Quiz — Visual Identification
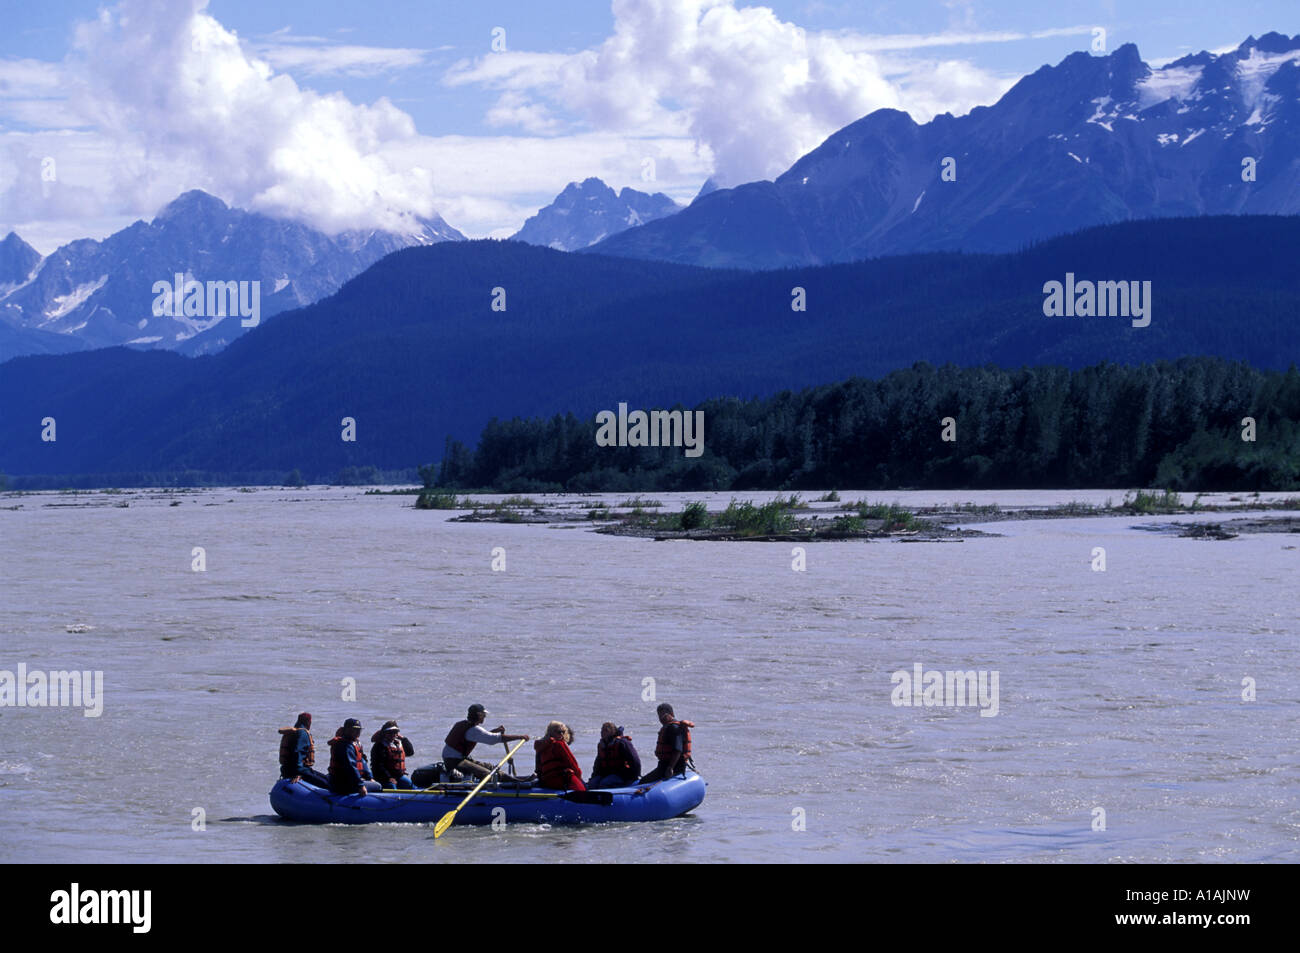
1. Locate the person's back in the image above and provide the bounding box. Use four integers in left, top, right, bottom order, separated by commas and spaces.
278, 712, 330, 788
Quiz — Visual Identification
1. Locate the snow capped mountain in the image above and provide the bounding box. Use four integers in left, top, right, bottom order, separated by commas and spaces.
511, 178, 681, 251
0, 190, 465, 361
592, 33, 1300, 269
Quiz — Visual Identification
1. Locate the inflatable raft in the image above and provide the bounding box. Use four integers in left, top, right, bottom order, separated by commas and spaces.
269, 772, 706, 826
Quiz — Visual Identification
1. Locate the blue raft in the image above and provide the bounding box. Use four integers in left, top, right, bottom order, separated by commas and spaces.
269, 772, 706, 826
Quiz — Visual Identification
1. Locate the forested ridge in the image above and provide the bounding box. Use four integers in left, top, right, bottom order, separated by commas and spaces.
2, 217, 1298, 484
432, 358, 1300, 492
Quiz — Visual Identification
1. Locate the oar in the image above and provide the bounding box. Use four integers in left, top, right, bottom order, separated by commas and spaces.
433, 738, 527, 838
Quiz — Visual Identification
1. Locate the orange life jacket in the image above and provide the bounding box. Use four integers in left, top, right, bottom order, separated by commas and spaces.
278, 726, 314, 769
655, 719, 694, 763
328, 736, 365, 779
372, 737, 407, 775
445, 719, 476, 758
593, 735, 634, 776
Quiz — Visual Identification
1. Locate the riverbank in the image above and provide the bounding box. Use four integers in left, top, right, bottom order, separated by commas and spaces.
419, 489, 1300, 542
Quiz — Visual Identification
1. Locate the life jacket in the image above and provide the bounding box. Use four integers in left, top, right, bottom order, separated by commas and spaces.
655, 719, 694, 765
593, 735, 634, 777
444, 719, 476, 758
278, 726, 314, 769
328, 736, 365, 779
537, 737, 584, 790
372, 737, 407, 776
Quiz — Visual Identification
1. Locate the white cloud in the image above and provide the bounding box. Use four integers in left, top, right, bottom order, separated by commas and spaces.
444, 0, 1019, 186
63, 0, 439, 236
1, 0, 1046, 249
250, 31, 431, 78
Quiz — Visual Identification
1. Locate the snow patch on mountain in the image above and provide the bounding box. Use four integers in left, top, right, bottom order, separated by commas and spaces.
1236, 47, 1300, 109
44, 276, 108, 323
1137, 65, 1204, 108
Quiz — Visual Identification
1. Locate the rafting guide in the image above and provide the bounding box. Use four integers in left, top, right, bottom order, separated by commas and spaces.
595, 403, 705, 457
49, 884, 151, 933
0, 664, 103, 717
890, 663, 999, 717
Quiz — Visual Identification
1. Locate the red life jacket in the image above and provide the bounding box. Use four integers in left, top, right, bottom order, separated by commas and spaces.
444, 719, 476, 758
593, 735, 634, 777
328, 736, 365, 779
655, 720, 694, 763
537, 737, 585, 791
278, 727, 314, 769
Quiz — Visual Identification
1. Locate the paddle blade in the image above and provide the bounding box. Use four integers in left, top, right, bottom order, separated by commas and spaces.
433, 810, 456, 838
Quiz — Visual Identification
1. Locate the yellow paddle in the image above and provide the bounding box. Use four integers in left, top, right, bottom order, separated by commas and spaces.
433, 738, 528, 838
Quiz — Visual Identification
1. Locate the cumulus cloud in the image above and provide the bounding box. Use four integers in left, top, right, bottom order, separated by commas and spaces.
65, 0, 438, 235
446, 0, 1017, 186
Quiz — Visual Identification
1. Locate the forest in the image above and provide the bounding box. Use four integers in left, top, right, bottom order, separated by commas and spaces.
429, 358, 1300, 492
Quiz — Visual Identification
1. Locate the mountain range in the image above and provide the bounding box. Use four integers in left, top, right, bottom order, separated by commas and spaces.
510, 177, 681, 251
0, 191, 464, 361
590, 33, 1300, 268
1, 215, 1296, 481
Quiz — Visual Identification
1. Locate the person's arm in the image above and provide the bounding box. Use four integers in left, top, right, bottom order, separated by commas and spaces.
468, 725, 529, 746
624, 738, 642, 777
289, 729, 308, 776
401, 735, 414, 756
338, 746, 365, 793
560, 741, 579, 775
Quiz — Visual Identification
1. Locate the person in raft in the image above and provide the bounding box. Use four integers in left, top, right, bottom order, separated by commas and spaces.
278, 711, 331, 789
370, 720, 416, 790
442, 704, 530, 783
535, 721, 586, 791
328, 718, 382, 795
588, 722, 642, 789
638, 703, 695, 784
533, 721, 572, 776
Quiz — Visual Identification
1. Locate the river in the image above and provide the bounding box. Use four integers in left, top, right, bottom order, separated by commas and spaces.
1, 487, 1296, 863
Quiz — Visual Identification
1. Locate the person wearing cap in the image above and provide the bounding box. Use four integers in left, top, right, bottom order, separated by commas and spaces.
370, 720, 416, 790
328, 718, 382, 795
588, 722, 642, 789
278, 711, 331, 789
442, 704, 530, 783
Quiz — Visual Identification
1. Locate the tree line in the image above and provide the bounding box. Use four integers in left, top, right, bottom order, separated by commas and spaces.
429, 358, 1300, 492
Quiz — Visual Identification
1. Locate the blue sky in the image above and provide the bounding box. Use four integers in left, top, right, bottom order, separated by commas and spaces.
1, 1, 1294, 251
